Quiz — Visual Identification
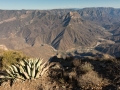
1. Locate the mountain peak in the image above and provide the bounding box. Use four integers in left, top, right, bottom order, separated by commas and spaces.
63, 11, 82, 26
69, 11, 81, 18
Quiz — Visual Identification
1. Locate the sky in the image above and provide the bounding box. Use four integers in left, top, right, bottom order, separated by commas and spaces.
0, 0, 120, 10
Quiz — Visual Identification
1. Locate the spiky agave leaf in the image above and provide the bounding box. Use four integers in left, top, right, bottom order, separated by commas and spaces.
40, 62, 49, 76
31, 58, 34, 63
34, 58, 39, 63
27, 60, 32, 69
23, 59, 29, 65
19, 60, 25, 66
1, 75, 13, 79
19, 66, 30, 79
26, 65, 31, 77
31, 63, 36, 79
36, 61, 47, 78
14, 64, 21, 73
11, 65, 18, 73
6, 69, 14, 78
7, 66, 14, 73
0, 75, 6, 78
36, 58, 43, 69
15, 73, 25, 80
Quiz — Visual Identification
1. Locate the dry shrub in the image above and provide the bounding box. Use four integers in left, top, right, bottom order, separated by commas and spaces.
102, 54, 113, 60
72, 58, 81, 67
78, 71, 109, 90
80, 62, 94, 73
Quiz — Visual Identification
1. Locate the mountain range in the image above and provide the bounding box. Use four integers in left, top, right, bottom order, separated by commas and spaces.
0, 7, 120, 57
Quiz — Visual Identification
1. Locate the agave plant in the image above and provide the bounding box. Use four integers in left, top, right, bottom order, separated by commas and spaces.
3, 58, 47, 80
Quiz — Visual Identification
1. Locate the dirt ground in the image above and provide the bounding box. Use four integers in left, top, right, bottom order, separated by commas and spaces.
0, 77, 71, 90
0, 78, 42, 90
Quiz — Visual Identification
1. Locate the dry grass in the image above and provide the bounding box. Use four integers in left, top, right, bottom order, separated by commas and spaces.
78, 71, 109, 90
80, 62, 94, 73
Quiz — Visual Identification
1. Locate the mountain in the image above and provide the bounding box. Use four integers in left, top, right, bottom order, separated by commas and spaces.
77, 7, 120, 57
95, 22, 120, 57
78, 7, 120, 25
0, 8, 120, 57
55, 11, 109, 50
0, 10, 109, 50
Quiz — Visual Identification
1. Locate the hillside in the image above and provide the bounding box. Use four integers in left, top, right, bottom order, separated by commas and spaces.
0, 8, 120, 57
0, 55, 120, 90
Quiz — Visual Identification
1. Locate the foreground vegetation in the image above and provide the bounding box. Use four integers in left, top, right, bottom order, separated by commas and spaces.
0, 49, 28, 70
5, 58, 46, 80
0, 50, 120, 90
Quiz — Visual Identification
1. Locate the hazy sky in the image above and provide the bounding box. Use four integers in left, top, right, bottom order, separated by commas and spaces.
0, 0, 120, 10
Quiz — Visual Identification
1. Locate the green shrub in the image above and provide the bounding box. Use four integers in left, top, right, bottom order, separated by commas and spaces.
2, 50, 28, 69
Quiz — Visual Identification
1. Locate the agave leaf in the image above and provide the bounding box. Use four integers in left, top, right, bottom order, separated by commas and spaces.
27, 65, 31, 77
36, 67, 46, 78
2, 76, 13, 79
31, 59, 34, 63
35, 58, 39, 63
20, 60, 25, 66
31, 63, 36, 79
19, 66, 29, 79
0, 75, 6, 78
36, 61, 47, 78
15, 64, 21, 73
19, 66, 23, 73
6, 69, 14, 77
7, 66, 14, 73
23, 59, 29, 66
39, 61, 47, 71
12, 65, 18, 73
36, 59, 43, 69
35, 67, 42, 78
31, 62, 34, 69
35, 72, 40, 78
40, 65, 49, 76
16, 73, 25, 80
28, 61, 31, 68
